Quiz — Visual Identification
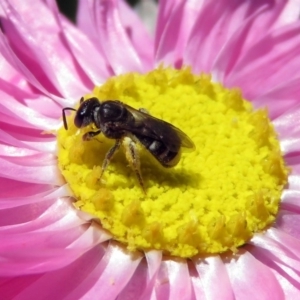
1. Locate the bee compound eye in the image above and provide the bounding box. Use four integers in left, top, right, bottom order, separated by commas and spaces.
74, 113, 84, 128
74, 98, 99, 128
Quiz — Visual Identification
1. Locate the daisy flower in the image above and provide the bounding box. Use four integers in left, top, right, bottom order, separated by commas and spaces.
1, 0, 300, 299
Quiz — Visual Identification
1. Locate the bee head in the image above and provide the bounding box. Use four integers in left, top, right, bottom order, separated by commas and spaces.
62, 97, 101, 130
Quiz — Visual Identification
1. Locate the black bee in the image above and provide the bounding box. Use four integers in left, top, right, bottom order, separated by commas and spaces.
62, 97, 195, 192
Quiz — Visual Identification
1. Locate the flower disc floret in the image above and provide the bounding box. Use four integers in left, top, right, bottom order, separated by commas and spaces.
57, 67, 288, 258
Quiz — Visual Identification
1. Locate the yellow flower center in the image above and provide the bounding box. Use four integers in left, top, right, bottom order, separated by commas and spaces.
57, 66, 289, 258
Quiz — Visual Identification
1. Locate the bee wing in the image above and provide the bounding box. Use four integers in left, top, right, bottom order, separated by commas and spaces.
168, 123, 196, 151
124, 105, 195, 152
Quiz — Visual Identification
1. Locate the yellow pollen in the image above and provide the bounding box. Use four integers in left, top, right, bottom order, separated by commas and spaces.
57, 66, 289, 258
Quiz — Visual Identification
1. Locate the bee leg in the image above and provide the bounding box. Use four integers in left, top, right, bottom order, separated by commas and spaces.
122, 137, 146, 194
82, 130, 101, 141
100, 139, 122, 179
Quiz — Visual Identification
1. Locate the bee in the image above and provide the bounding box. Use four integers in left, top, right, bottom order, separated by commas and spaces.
62, 97, 195, 192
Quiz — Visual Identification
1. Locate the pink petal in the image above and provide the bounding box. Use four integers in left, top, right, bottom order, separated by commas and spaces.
77, 0, 102, 47
0, 229, 103, 276
140, 250, 162, 300
285, 155, 300, 171
193, 255, 234, 300
116, 258, 149, 299
0, 30, 54, 98
25, 94, 63, 119
0, 199, 51, 227
224, 22, 300, 100
2, 152, 55, 167
270, 266, 300, 299
145, 250, 162, 279
275, 210, 300, 240
0, 128, 56, 153
251, 248, 300, 285
1, 244, 106, 299
250, 230, 300, 263
0, 145, 37, 157
212, 9, 268, 82
0, 177, 51, 198
0, 185, 68, 210
265, 228, 300, 260
0, 30, 71, 107
1, 0, 89, 99
0, 215, 109, 276
188, 260, 205, 300
288, 175, 300, 191
0, 70, 63, 119
281, 137, 300, 155
252, 77, 300, 120
155, 0, 203, 67
248, 234, 300, 294
0, 224, 86, 251
0, 81, 60, 130
273, 0, 300, 28
154, 0, 182, 51
271, 104, 300, 155
63, 242, 142, 300
186, 0, 288, 74
3, 112, 41, 131
225, 250, 284, 299
280, 189, 300, 212
93, 0, 144, 74
45, 0, 112, 85
0, 157, 62, 185
273, 103, 300, 139
119, 0, 154, 71
155, 258, 192, 300
0, 274, 44, 300
0, 51, 32, 93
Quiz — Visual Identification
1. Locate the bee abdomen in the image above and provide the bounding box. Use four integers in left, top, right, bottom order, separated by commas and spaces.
138, 137, 180, 167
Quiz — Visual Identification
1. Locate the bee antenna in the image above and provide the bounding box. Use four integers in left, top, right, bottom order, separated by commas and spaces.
80, 97, 84, 104
62, 107, 76, 130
